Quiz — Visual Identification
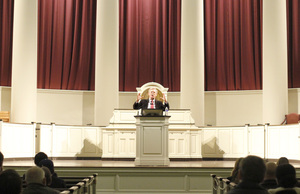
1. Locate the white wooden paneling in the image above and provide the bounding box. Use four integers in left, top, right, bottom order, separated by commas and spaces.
102, 131, 115, 157
219, 129, 231, 155
232, 128, 245, 155
202, 127, 247, 158
267, 125, 299, 159
84, 128, 98, 153
248, 126, 265, 157
202, 129, 217, 156
2, 118, 300, 161
39, 124, 101, 157
53, 126, 68, 155
0, 122, 35, 158
169, 131, 187, 157
39, 124, 53, 155
69, 128, 83, 153
190, 131, 201, 157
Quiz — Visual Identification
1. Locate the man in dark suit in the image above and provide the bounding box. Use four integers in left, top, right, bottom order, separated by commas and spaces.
227, 155, 268, 194
133, 87, 169, 110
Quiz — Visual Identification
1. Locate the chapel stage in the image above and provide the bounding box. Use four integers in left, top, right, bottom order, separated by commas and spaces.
4, 158, 237, 168
5, 159, 300, 194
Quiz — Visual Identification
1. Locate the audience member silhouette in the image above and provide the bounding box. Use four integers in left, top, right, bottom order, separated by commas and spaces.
261, 162, 278, 189
277, 157, 289, 166
34, 152, 48, 166
0, 151, 4, 173
38, 159, 66, 188
22, 152, 49, 180
227, 155, 268, 194
23, 166, 60, 194
227, 157, 243, 184
268, 164, 300, 194
0, 169, 22, 194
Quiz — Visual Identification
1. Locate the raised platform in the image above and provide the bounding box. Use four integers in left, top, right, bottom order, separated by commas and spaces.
5, 159, 300, 194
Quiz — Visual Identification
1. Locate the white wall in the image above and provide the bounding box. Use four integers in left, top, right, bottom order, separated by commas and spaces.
36, 90, 85, 125
0, 87, 11, 111
214, 90, 263, 126
288, 89, 299, 114
1, 87, 299, 126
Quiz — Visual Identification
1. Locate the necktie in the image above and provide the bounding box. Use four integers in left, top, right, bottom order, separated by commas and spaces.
150, 100, 154, 109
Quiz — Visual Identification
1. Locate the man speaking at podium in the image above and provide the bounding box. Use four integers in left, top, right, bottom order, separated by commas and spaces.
133, 87, 170, 111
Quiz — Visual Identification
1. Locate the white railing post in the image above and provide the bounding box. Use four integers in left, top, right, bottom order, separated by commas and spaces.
264, 123, 270, 160
245, 124, 250, 155
51, 122, 55, 157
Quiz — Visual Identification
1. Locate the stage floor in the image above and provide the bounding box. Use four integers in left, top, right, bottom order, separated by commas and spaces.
4, 159, 300, 169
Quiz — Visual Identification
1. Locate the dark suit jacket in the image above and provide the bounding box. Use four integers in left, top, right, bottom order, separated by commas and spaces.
133, 99, 169, 111
227, 181, 269, 194
50, 173, 66, 188
23, 183, 60, 194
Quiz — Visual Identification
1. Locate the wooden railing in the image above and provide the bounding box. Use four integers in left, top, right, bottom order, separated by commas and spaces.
22, 174, 97, 194
59, 173, 97, 194
211, 174, 236, 194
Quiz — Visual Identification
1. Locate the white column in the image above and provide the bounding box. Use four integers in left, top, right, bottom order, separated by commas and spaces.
181, 0, 205, 126
263, 0, 288, 124
94, 0, 119, 126
11, 0, 37, 123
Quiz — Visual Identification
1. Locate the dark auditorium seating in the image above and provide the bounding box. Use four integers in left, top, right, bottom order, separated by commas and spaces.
211, 174, 236, 194
59, 173, 97, 194
22, 173, 97, 194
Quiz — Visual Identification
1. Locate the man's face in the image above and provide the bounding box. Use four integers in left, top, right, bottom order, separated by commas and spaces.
148, 89, 157, 100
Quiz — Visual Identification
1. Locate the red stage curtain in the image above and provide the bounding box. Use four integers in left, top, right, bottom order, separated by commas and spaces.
38, 0, 96, 90
0, 0, 14, 87
119, 0, 181, 91
204, 0, 262, 91
287, 0, 300, 88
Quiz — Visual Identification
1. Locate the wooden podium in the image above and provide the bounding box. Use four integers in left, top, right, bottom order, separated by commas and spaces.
134, 115, 170, 166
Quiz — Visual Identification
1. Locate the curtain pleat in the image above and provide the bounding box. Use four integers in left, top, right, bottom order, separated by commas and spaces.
37, 0, 96, 90
0, 0, 14, 87
204, 0, 262, 91
119, 0, 181, 91
287, 0, 300, 88
5, 1, 300, 91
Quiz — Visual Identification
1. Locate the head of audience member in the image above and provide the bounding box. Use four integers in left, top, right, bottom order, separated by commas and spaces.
38, 159, 55, 175
34, 152, 48, 166
265, 162, 277, 180
0, 151, 4, 173
148, 88, 158, 100
25, 166, 45, 185
277, 157, 289, 166
41, 166, 52, 186
238, 155, 266, 184
0, 169, 22, 194
230, 157, 243, 183
276, 164, 297, 188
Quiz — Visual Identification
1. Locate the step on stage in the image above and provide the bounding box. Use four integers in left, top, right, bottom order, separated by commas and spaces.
5, 159, 300, 194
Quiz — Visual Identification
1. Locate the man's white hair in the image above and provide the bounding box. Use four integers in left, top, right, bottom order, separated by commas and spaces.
25, 166, 45, 184
148, 87, 158, 93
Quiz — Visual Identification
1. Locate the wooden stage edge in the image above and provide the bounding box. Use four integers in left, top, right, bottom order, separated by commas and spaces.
5, 158, 300, 193
4, 157, 300, 169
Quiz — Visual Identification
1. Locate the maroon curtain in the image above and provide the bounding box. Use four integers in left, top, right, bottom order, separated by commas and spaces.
204, 0, 262, 91
287, 0, 300, 88
119, 0, 181, 91
38, 0, 96, 90
0, 0, 14, 87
